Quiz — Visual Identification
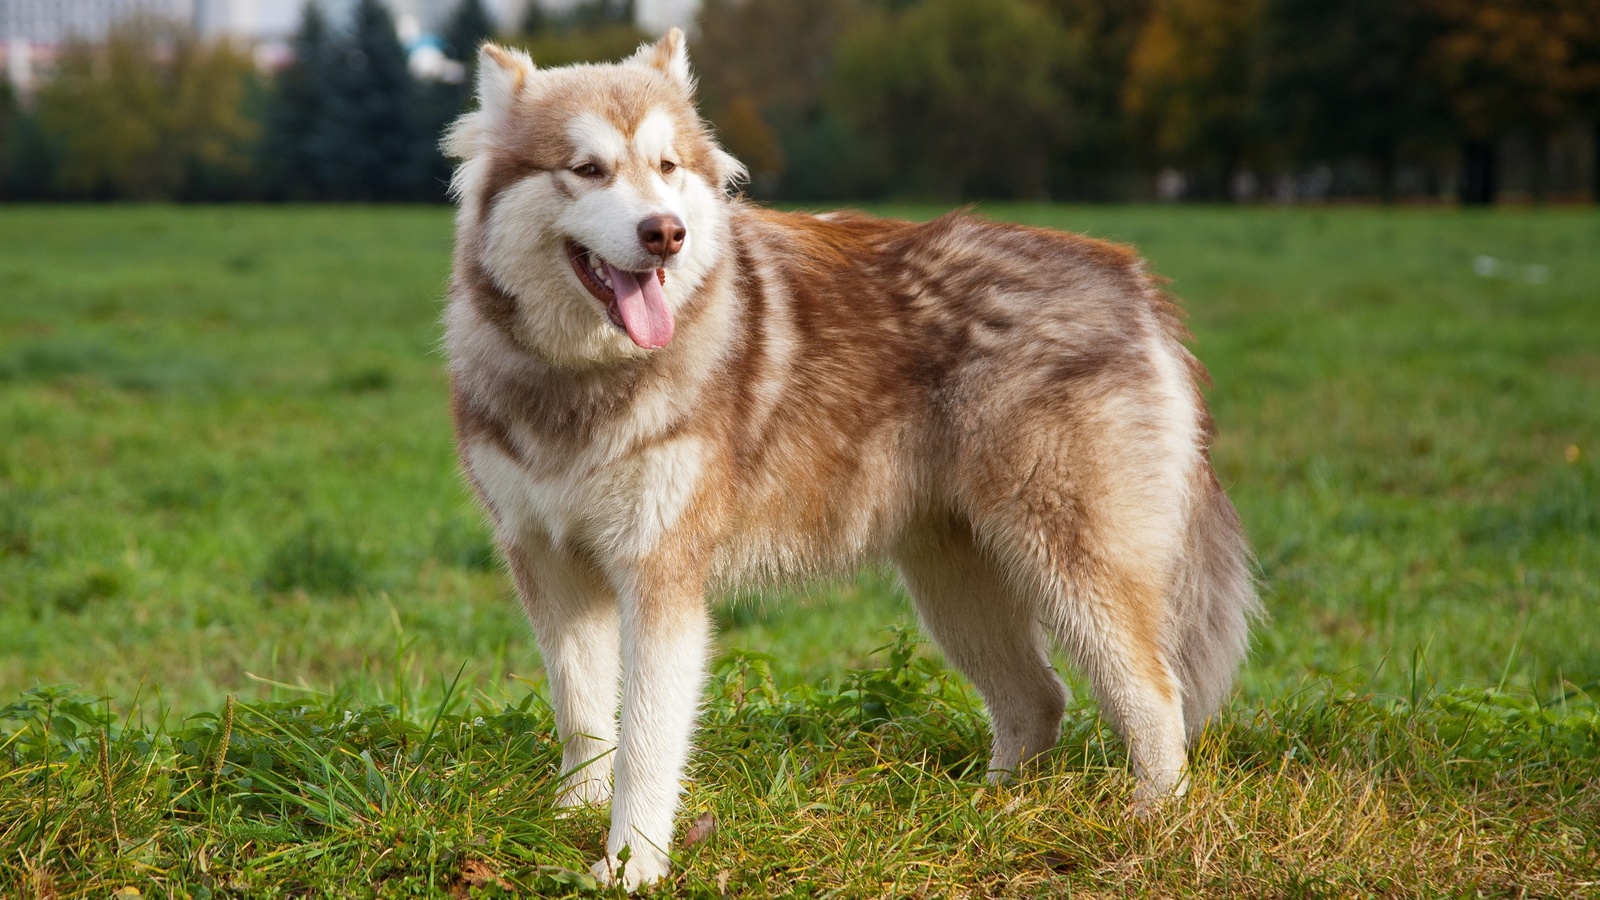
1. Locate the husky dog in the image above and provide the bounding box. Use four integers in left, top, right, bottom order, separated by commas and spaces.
443, 30, 1257, 889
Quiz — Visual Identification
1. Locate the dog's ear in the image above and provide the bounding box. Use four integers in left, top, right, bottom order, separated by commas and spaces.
476, 42, 536, 123
712, 147, 749, 195
443, 42, 535, 159
631, 27, 692, 89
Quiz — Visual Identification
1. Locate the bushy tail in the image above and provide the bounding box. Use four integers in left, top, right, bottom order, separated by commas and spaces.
1169, 471, 1262, 741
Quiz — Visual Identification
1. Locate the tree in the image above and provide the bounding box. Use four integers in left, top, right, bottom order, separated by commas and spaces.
504, 0, 648, 70
1429, 0, 1600, 204
829, 0, 1076, 199
313, 0, 420, 200
411, 0, 500, 201
1041, 0, 1154, 199
1261, 0, 1451, 200
0, 79, 57, 200
520, 1, 548, 36
259, 1, 331, 199
441, 0, 495, 64
694, 0, 869, 198
1123, 0, 1267, 195
34, 18, 257, 200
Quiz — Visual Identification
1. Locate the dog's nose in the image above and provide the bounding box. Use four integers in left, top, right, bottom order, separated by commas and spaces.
638, 215, 687, 258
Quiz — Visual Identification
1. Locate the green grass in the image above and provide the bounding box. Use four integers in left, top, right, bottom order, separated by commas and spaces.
2, 204, 1598, 896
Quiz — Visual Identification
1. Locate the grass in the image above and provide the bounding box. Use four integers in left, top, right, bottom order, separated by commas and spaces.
1, 203, 1598, 896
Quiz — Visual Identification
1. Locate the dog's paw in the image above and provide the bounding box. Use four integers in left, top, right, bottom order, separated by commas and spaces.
984, 767, 1014, 787
589, 849, 669, 891
1129, 769, 1189, 819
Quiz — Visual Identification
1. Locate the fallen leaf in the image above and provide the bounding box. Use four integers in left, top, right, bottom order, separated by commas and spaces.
458, 859, 510, 891
1041, 850, 1079, 874
536, 865, 599, 888
684, 812, 717, 848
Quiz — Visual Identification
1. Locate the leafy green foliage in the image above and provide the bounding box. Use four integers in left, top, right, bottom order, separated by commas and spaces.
830, 0, 1077, 199
30, 18, 258, 200
2, 0, 1596, 202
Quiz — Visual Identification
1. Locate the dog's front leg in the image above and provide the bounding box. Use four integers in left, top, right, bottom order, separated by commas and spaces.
503, 537, 622, 807
590, 575, 710, 890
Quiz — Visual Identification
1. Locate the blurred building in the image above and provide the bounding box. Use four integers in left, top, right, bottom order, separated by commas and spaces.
2, 0, 690, 97
2, 0, 303, 93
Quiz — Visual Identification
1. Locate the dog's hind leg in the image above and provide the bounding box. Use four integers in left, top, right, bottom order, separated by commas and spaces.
961, 440, 1193, 806
896, 519, 1069, 783
1046, 564, 1188, 807
994, 512, 1191, 808
506, 538, 621, 808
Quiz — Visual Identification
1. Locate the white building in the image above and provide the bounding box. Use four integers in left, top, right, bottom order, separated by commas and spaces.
1, 0, 697, 96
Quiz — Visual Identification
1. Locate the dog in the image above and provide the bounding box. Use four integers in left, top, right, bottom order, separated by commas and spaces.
442, 29, 1258, 889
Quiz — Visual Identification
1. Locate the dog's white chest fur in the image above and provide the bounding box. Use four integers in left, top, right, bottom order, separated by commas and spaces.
466, 433, 705, 561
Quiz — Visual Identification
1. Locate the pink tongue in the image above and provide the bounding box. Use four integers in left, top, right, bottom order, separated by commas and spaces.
607, 263, 674, 349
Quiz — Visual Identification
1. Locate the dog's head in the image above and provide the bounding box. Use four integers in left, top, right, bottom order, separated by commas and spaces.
445, 30, 745, 364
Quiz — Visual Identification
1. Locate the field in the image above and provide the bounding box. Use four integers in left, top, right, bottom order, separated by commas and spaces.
2, 204, 1597, 896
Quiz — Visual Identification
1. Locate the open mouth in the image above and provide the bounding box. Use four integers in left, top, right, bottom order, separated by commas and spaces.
566, 241, 674, 350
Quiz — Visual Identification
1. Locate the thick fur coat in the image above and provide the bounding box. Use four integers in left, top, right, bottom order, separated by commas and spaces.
443, 31, 1258, 889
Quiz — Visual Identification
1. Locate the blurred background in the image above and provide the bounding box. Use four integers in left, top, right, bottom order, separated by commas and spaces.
0, 0, 1596, 205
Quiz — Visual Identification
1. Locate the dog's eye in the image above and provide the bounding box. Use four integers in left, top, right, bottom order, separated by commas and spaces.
660, 160, 677, 175
571, 163, 603, 178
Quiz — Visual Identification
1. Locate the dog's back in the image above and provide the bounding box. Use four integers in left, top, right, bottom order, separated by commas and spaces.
713, 203, 1258, 738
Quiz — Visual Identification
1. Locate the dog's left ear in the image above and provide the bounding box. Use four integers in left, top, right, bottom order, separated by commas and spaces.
631, 27, 692, 89
712, 147, 749, 195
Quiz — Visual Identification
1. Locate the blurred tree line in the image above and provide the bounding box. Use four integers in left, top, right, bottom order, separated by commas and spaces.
0, 0, 1595, 204
696, 0, 1600, 202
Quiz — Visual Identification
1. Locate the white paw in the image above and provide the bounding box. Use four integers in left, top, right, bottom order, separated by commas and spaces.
589, 850, 670, 891
555, 774, 612, 809
1130, 769, 1188, 819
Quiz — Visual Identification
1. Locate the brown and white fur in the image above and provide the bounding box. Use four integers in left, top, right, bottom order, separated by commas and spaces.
444, 31, 1258, 890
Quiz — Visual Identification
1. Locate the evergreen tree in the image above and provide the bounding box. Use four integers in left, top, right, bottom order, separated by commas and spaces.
260, 1, 331, 199
0, 79, 59, 200
414, 0, 497, 202
315, 0, 419, 200
520, 1, 547, 37
442, 0, 495, 64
